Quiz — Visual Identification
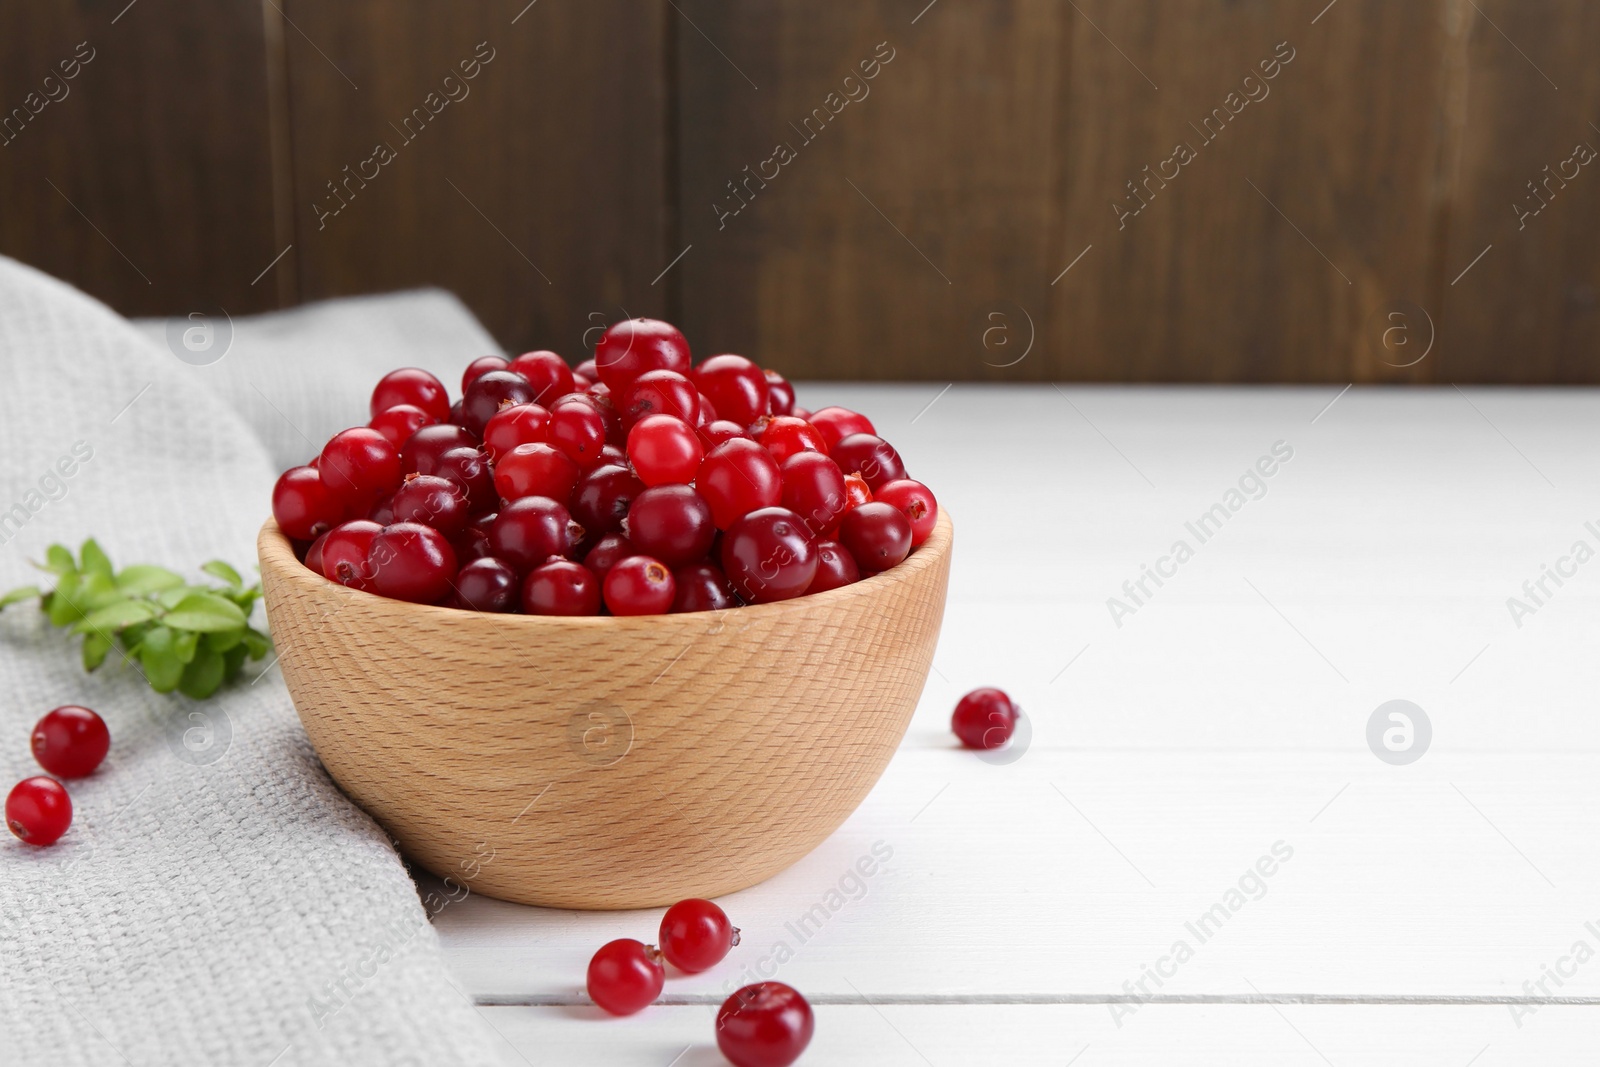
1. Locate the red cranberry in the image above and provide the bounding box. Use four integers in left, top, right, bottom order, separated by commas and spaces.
575, 357, 598, 382
461, 369, 535, 436
716, 982, 813, 1067
321, 520, 383, 588
875, 478, 938, 546
622, 369, 698, 425
697, 419, 750, 453
452, 557, 519, 612
594, 318, 691, 392
304, 530, 329, 574
371, 367, 450, 422
830, 433, 906, 491
763, 370, 795, 417
696, 391, 719, 425
807, 406, 875, 452
367, 493, 396, 525
697, 439, 782, 529
6, 776, 71, 846
586, 938, 664, 1016
758, 416, 825, 465
401, 424, 478, 476
367, 522, 457, 603
692, 354, 768, 426
808, 539, 861, 593
572, 463, 645, 536
482, 403, 550, 461
509, 349, 574, 403
603, 556, 675, 615
369, 403, 436, 448
627, 485, 715, 567
434, 446, 496, 514
452, 522, 494, 565
720, 507, 818, 603
461, 355, 510, 393
494, 442, 579, 504
447, 398, 467, 426
548, 398, 608, 468
660, 898, 740, 972
391, 473, 470, 535
952, 687, 1019, 749
792, 406, 811, 420
672, 562, 738, 612
779, 451, 847, 538
272, 465, 342, 540
627, 414, 703, 487
31, 705, 110, 778
583, 533, 635, 581
489, 497, 580, 570
522, 558, 601, 615
838, 501, 911, 574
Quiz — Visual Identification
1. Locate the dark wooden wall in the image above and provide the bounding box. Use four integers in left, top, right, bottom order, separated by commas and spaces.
1, 0, 1596, 382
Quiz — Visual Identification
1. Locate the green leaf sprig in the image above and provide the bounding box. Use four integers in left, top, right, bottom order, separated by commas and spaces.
0, 539, 272, 699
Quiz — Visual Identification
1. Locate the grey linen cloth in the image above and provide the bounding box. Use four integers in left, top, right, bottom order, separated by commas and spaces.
0, 257, 511, 1066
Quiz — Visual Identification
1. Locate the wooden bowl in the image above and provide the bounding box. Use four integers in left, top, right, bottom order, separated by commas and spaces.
257, 512, 952, 909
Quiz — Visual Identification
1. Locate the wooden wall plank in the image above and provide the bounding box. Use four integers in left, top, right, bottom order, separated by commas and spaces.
0, 0, 280, 318
1436, 0, 1600, 383
281, 0, 671, 360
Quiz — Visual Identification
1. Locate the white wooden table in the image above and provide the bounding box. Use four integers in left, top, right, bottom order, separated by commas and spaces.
426, 384, 1600, 1064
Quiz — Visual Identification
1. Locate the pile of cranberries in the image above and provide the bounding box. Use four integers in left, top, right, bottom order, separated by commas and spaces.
270, 319, 938, 615
588, 897, 813, 1066
6, 705, 110, 846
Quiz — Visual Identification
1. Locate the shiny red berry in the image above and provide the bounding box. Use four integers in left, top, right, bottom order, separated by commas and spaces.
572, 463, 646, 536
779, 451, 848, 538
808, 539, 861, 593
548, 398, 609, 468
758, 416, 826, 465
401, 424, 479, 476
6, 776, 72, 846
627, 414, 703, 487
622, 369, 699, 425
31, 706, 109, 778
838, 501, 911, 574
952, 688, 1019, 749
433, 446, 496, 515
451, 557, 519, 612
369, 403, 437, 448
461, 355, 510, 393
320, 428, 403, 512
587, 938, 665, 1016
692, 354, 768, 427
489, 497, 581, 571
482, 403, 550, 462
698, 418, 749, 452
697, 439, 782, 529
603, 556, 675, 615
763, 370, 795, 417
594, 318, 691, 392
716, 982, 814, 1067
391, 473, 470, 535
494, 442, 579, 504
807, 406, 875, 453
627, 485, 715, 567
321, 519, 383, 588
583, 533, 636, 581
522, 558, 601, 615
371, 367, 450, 422
721, 507, 818, 603
830, 433, 906, 491
367, 522, 457, 604
660, 898, 740, 972
672, 562, 738, 612
509, 349, 575, 404
461, 370, 536, 436
875, 478, 938, 546
272, 465, 343, 541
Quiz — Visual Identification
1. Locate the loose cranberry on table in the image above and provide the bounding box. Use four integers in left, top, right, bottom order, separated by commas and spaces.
627, 485, 716, 568
659, 898, 741, 972
952, 687, 1019, 750
692, 354, 768, 426
697, 439, 782, 530
371, 367, 451, 423
717, 982, 814, 1067
603, 556, 676, 616
837, 501, 912, 575
594, 318, 691, 392
508, 349, 574, 403
721, 507, 818, 604
321, 520, 383, 589
31, 706, 110, 778
489, 497, 581, 571
628, 414, 703, 487
672, 561, 738, 612
451, 557, 519, 613
587, 938, 665, 1016
874, 478, 938, 547
366, 522, 457, 604
522, 558, 601, 616
6, 776, 72, 846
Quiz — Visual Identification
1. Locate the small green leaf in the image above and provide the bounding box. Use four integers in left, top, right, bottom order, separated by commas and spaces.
156, 585, 192, 611
119, 620, 153, 650
74, 599, 159, 634
79, 539, 113, 580
82, 631, 111, 672
140, 627, 184, 692
116, 565, 185, 596
203, 628, 243, 653
46, 573, 82, 626
222, 643, 249, 681
40, 544, 76, 577
201, 560, 243, 588
240, 627, 272, 660
162, 593, 248, 633
174, 629, 200, 664
0, 585, 40, 609
76, 573, 124, 615
178, 648, 225, 699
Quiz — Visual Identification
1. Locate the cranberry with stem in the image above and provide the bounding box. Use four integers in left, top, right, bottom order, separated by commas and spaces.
659, 898, 741, 972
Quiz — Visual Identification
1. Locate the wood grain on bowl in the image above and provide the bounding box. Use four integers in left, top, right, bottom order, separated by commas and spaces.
257, 512, 951, 909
